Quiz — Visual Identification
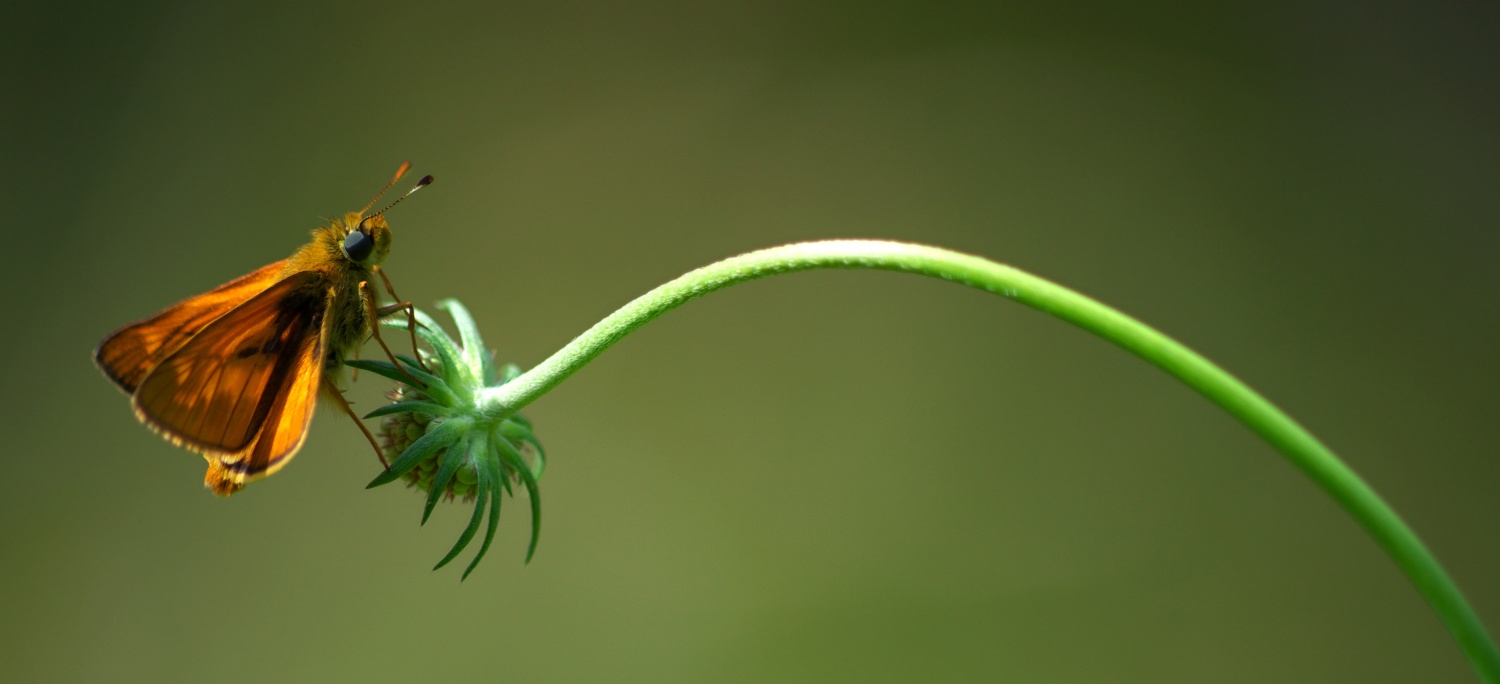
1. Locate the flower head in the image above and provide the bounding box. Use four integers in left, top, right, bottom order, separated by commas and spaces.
348, 299, 543, 579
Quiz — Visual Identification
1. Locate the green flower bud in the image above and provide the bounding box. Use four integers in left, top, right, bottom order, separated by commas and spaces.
353, 299, 544, 579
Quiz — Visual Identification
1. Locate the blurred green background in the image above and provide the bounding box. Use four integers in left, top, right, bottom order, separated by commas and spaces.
4, 0, 1497, 681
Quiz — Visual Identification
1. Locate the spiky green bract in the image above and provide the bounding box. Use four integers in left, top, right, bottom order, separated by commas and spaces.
361, 299, 543, 579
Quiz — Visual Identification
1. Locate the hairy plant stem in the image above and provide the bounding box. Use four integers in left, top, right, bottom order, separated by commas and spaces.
476, 239, 1497, 681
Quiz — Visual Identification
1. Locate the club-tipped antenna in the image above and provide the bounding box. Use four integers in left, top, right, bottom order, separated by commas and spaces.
360, 161, 413, 216
371, 175, 434, 218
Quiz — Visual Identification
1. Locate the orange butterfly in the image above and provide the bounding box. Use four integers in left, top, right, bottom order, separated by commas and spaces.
95, 164, 431, 495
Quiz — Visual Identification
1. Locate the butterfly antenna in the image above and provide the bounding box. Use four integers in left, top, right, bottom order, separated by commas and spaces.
359, 161, 413, 216
371, 175, 434, 217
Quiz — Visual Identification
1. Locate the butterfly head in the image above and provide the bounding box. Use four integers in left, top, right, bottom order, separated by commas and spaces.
338, 169, 431, 268
340, 213, 393, 267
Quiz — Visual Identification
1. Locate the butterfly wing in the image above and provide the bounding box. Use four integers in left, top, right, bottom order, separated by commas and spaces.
95, 260, 290, 393
202, 334, 329, 496
132, 271, 332, 494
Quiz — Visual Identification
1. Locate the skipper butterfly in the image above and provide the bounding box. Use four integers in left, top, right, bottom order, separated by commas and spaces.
95, 164, 431, 495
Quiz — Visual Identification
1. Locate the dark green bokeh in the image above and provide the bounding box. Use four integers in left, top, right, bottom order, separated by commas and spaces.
3, 1, 1497, 681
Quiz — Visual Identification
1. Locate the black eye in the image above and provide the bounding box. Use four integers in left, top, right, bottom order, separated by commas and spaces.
343, 230, 374, 262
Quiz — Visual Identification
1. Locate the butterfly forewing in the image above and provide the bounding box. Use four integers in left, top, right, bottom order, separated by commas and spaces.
95, 260, 290, 393
133, 271, 330, 456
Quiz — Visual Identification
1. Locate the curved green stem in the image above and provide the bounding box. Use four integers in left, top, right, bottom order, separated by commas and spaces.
476, 239, 1498, 681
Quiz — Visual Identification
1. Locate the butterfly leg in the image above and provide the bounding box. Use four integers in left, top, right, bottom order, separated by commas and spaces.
373, 301, 425, 369
359, 280, 429, 389
374, 266, 431, 372
323, 378, 390, 468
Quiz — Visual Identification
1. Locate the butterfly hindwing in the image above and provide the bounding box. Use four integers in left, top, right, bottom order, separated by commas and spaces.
95, 260, 290, 393
203, 332, 330, 495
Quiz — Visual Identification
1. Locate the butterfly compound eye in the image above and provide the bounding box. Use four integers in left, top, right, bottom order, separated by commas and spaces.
343, 230, 375, 262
